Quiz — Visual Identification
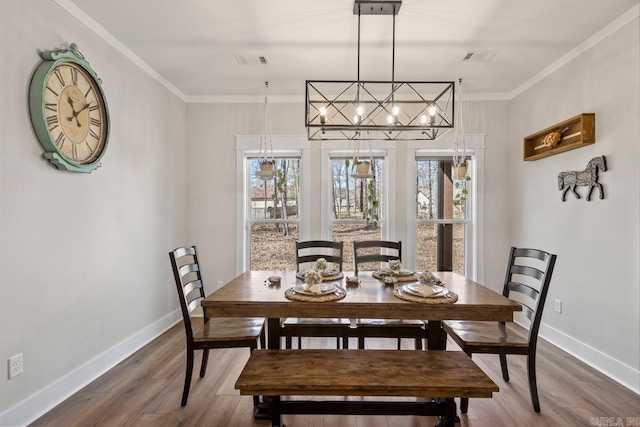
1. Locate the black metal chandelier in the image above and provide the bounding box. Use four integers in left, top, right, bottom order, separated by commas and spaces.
305, 0, 455, 141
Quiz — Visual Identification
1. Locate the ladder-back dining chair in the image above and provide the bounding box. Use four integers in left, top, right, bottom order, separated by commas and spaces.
443, 246, 557, 413
169, 245, 265, 406
281, 240, 351, 349
353, 240, 425, 350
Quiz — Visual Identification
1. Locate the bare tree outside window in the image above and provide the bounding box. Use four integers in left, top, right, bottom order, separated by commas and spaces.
331, 158, 382, 271
248, 157, 300, 270
416, 159, 468, 275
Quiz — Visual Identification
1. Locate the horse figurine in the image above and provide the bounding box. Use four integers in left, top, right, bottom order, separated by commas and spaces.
558, 155, 607, 201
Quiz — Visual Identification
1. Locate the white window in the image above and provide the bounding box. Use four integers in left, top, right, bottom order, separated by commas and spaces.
236, 136, 310, 274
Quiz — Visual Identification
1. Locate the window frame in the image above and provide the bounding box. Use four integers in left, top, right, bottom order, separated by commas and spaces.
405, 134, 485, 281
236, 134, 484, 281
235, 135, 311, 275
320, 142, 397, 243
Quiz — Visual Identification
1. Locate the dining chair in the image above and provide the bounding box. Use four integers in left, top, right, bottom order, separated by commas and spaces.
281, 240, 351, 349
353, 240, 425, 350
443, 246, 557, 413
169, 245, 265, 406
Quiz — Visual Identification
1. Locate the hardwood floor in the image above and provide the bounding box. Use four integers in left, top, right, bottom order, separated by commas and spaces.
31, 321, 639, 427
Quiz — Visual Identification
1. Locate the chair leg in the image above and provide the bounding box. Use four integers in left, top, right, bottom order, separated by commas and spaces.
460, 397, 469, 414
499, 353, 509, 381
527, 353, 541, 412
199, 349, 209, 378
285, 335, 292, 349
249, 344, 260, 407
397, 338, 401, 350
259, 327, 266, 349
415, 336, 422, 350
181, 348, 194, 406
336, 337, 340, 349
460, 350, 472, 413
358, 336, 365, 349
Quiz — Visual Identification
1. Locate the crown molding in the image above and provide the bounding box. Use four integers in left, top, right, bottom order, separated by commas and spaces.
52, 0, 187, 102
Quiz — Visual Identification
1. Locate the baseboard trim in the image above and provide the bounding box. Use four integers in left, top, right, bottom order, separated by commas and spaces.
0, 310, 182, 427
533, 321, 639, 394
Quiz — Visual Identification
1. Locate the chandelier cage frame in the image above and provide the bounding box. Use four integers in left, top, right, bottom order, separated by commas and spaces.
305, 0, 456, 141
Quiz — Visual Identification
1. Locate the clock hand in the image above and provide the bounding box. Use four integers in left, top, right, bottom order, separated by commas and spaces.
66, 96, 78, 122
66, 100, 93, 127
75, 101, 93, 114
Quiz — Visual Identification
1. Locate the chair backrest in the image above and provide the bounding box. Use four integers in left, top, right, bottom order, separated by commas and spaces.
296, 240, 344, 272
353, 240, 402, 275
169, 245, 207, 342
502, 247, 557, 346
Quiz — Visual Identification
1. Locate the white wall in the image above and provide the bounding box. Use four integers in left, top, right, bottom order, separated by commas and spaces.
509, 17, 640, 391
186, 102, 303, 284
0, 1, 187, 424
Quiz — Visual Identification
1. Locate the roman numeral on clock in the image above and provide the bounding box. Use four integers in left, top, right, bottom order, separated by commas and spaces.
71, 67, 78, 86
54, 69, 65, 86
55, 132, 66, 148
46, 115, 59, 131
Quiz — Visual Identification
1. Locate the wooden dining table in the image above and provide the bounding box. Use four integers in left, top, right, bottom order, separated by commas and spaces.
201, 270, 521, 351
202, 270, 521, 424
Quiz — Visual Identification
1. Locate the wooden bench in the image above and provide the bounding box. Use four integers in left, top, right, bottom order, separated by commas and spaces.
235, 349, 498, 427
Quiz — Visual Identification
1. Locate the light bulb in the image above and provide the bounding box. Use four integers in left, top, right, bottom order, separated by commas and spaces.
354, 114, 360, 124
420, 115, 428, 124
319, 106, 327, 116
387, 114, 395, 125
428, 106, 437, 116
356, 105, 364, 116
392, 105, 399, 116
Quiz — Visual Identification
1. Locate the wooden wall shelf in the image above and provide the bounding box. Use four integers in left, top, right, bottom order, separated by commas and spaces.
523, 113, 595, 161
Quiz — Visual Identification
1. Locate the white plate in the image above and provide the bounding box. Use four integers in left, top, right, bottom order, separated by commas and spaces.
294, 283, 337, 296
403, 283, 447, 298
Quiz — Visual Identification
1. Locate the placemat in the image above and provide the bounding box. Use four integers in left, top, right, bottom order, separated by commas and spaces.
393, 286, 458, 304
373, 270, 418, 282
285, 286, 347, 302
296, 271, 344, 282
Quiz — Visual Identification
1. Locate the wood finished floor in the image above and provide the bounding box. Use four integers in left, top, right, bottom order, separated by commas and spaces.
31, 321, 639, 427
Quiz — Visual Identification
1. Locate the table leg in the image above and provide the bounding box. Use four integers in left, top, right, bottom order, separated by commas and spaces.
255, 318, 282, 421
426, 320, 447, 350
270, 396, 282, 427
268, 318, 281, 349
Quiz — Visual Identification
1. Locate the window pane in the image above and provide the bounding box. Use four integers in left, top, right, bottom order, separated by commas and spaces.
250, 158, 300, 220
416, 160, 467, 220
250, 223, 298, 270
332, 158, 382, 224
332, 223, 381, 272
248, 157, 300, 270
416, 223, 465, 274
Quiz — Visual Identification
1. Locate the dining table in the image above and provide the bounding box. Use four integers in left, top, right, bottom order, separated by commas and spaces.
201, 270, 521, 351
201, 270, 521, 424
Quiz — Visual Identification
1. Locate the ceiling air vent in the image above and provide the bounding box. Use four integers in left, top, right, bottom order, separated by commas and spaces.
234, 54, 269, 66
460, 50, 499, 62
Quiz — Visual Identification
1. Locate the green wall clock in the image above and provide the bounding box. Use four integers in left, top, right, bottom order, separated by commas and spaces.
29, 43, 110, 173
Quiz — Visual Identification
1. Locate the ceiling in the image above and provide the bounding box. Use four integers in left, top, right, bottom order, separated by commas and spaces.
65, 0, 639, 99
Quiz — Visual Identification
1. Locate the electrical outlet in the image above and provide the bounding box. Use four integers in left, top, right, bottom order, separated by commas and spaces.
8, 353, 23, 379
217, 280, 224, 289
554, 299, 562, 314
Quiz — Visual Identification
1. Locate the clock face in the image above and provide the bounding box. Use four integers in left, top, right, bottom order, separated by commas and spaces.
43, 62, 107, 165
